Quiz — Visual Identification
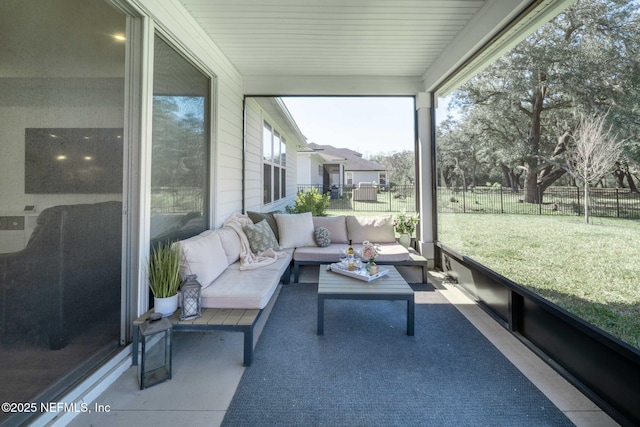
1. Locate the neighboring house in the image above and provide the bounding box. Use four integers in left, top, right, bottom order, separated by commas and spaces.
297, 143, 388, 196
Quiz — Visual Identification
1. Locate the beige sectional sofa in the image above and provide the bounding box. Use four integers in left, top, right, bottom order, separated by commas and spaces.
162, 212, 425, 365
175, 212, 422, 310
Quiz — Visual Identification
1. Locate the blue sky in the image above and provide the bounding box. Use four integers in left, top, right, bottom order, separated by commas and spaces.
282, 97, 416, 158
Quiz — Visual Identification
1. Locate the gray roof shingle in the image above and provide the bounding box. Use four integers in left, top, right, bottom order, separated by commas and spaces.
306, 143, 385, 171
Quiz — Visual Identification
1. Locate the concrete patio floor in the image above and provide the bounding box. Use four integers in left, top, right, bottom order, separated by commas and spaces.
66, 266, 618, 427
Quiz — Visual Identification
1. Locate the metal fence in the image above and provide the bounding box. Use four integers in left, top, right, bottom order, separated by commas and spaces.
155, 184, 639, 219
438, 186, 640, 219
151, 186, 204, 214
297, 184, 417, 213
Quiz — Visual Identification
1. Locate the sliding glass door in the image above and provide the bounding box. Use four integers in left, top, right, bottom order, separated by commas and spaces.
0, 0, 127, 424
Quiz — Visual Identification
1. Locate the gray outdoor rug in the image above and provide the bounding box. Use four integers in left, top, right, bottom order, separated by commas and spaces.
222, 283, 573, 426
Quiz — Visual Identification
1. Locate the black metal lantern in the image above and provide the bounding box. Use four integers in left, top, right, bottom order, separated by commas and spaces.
180, 274, 202, 320
138, 314, 172, 389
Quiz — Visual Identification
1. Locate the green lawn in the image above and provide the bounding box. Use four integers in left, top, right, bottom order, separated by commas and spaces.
438, 213, 640, 349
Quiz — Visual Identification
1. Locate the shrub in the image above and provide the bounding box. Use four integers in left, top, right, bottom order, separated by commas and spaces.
285, 187, 330, 216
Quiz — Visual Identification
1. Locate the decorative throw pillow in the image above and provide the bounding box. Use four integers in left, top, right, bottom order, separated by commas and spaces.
274, 212, 316, 249
247, 211, 279, 240
314, 226, 331, 247
242, 220, 281, 253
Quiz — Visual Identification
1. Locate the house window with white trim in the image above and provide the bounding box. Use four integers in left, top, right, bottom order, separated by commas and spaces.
263, 121, 286, 204
346, 172, 353, 186
378, 172, 387, 186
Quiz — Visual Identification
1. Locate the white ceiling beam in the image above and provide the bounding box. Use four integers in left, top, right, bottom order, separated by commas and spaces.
243, 75, 423, 96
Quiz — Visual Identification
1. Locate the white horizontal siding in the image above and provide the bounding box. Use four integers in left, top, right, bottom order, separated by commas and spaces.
243, 98, 264, 211
244, 98, 302, 213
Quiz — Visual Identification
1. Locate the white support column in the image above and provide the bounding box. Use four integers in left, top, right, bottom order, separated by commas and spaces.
416, 92, 435, 265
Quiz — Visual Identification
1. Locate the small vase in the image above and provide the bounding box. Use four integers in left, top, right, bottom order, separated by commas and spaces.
399, 233, 411, 249
154, 294, 178, 317
366, 258, 377, 274
369, 263, 379, 276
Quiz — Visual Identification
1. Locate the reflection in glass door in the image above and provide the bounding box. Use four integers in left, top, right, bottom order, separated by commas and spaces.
150, 35, 210, 245
0, 0, 126, 424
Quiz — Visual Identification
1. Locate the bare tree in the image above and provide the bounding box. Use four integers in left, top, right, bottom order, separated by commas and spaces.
565, 114, 623, 223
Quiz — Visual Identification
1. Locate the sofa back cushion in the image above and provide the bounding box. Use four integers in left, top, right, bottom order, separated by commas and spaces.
216, 226, 242, 265
346, 215, 396, 243
274, 212, 316, 248
312, 215, 348, 243
174, 231, 228, 289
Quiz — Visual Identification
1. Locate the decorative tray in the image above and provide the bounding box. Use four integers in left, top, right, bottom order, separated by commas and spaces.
327, 263, 389, 282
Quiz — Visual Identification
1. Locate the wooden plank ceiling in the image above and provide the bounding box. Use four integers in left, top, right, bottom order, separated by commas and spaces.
178, 0, 487, 77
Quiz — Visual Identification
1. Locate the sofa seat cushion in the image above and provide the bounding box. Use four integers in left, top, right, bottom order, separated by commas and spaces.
200, 255, 290, 309
366, 243, 411, 262
293, 244, 343, 263
293, 243, 410, 263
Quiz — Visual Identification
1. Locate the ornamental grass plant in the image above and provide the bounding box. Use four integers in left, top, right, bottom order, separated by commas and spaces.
148, 242, 182, 298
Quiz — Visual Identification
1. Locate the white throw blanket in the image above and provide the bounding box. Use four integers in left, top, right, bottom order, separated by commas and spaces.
222, 213, 287, 270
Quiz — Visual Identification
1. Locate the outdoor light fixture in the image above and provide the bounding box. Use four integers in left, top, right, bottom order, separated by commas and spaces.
137, 313, 172, 389
180, 274, 202, 320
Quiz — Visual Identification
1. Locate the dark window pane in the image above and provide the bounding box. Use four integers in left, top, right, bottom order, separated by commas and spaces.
151, 36, 209, 242
274, 166, 280, 200
281, 168, 286, 198
264, 163, 272, 204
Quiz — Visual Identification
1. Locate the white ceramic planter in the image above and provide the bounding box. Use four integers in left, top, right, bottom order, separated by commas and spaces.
399, 233, 411, 249
154, 294, 178, 317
